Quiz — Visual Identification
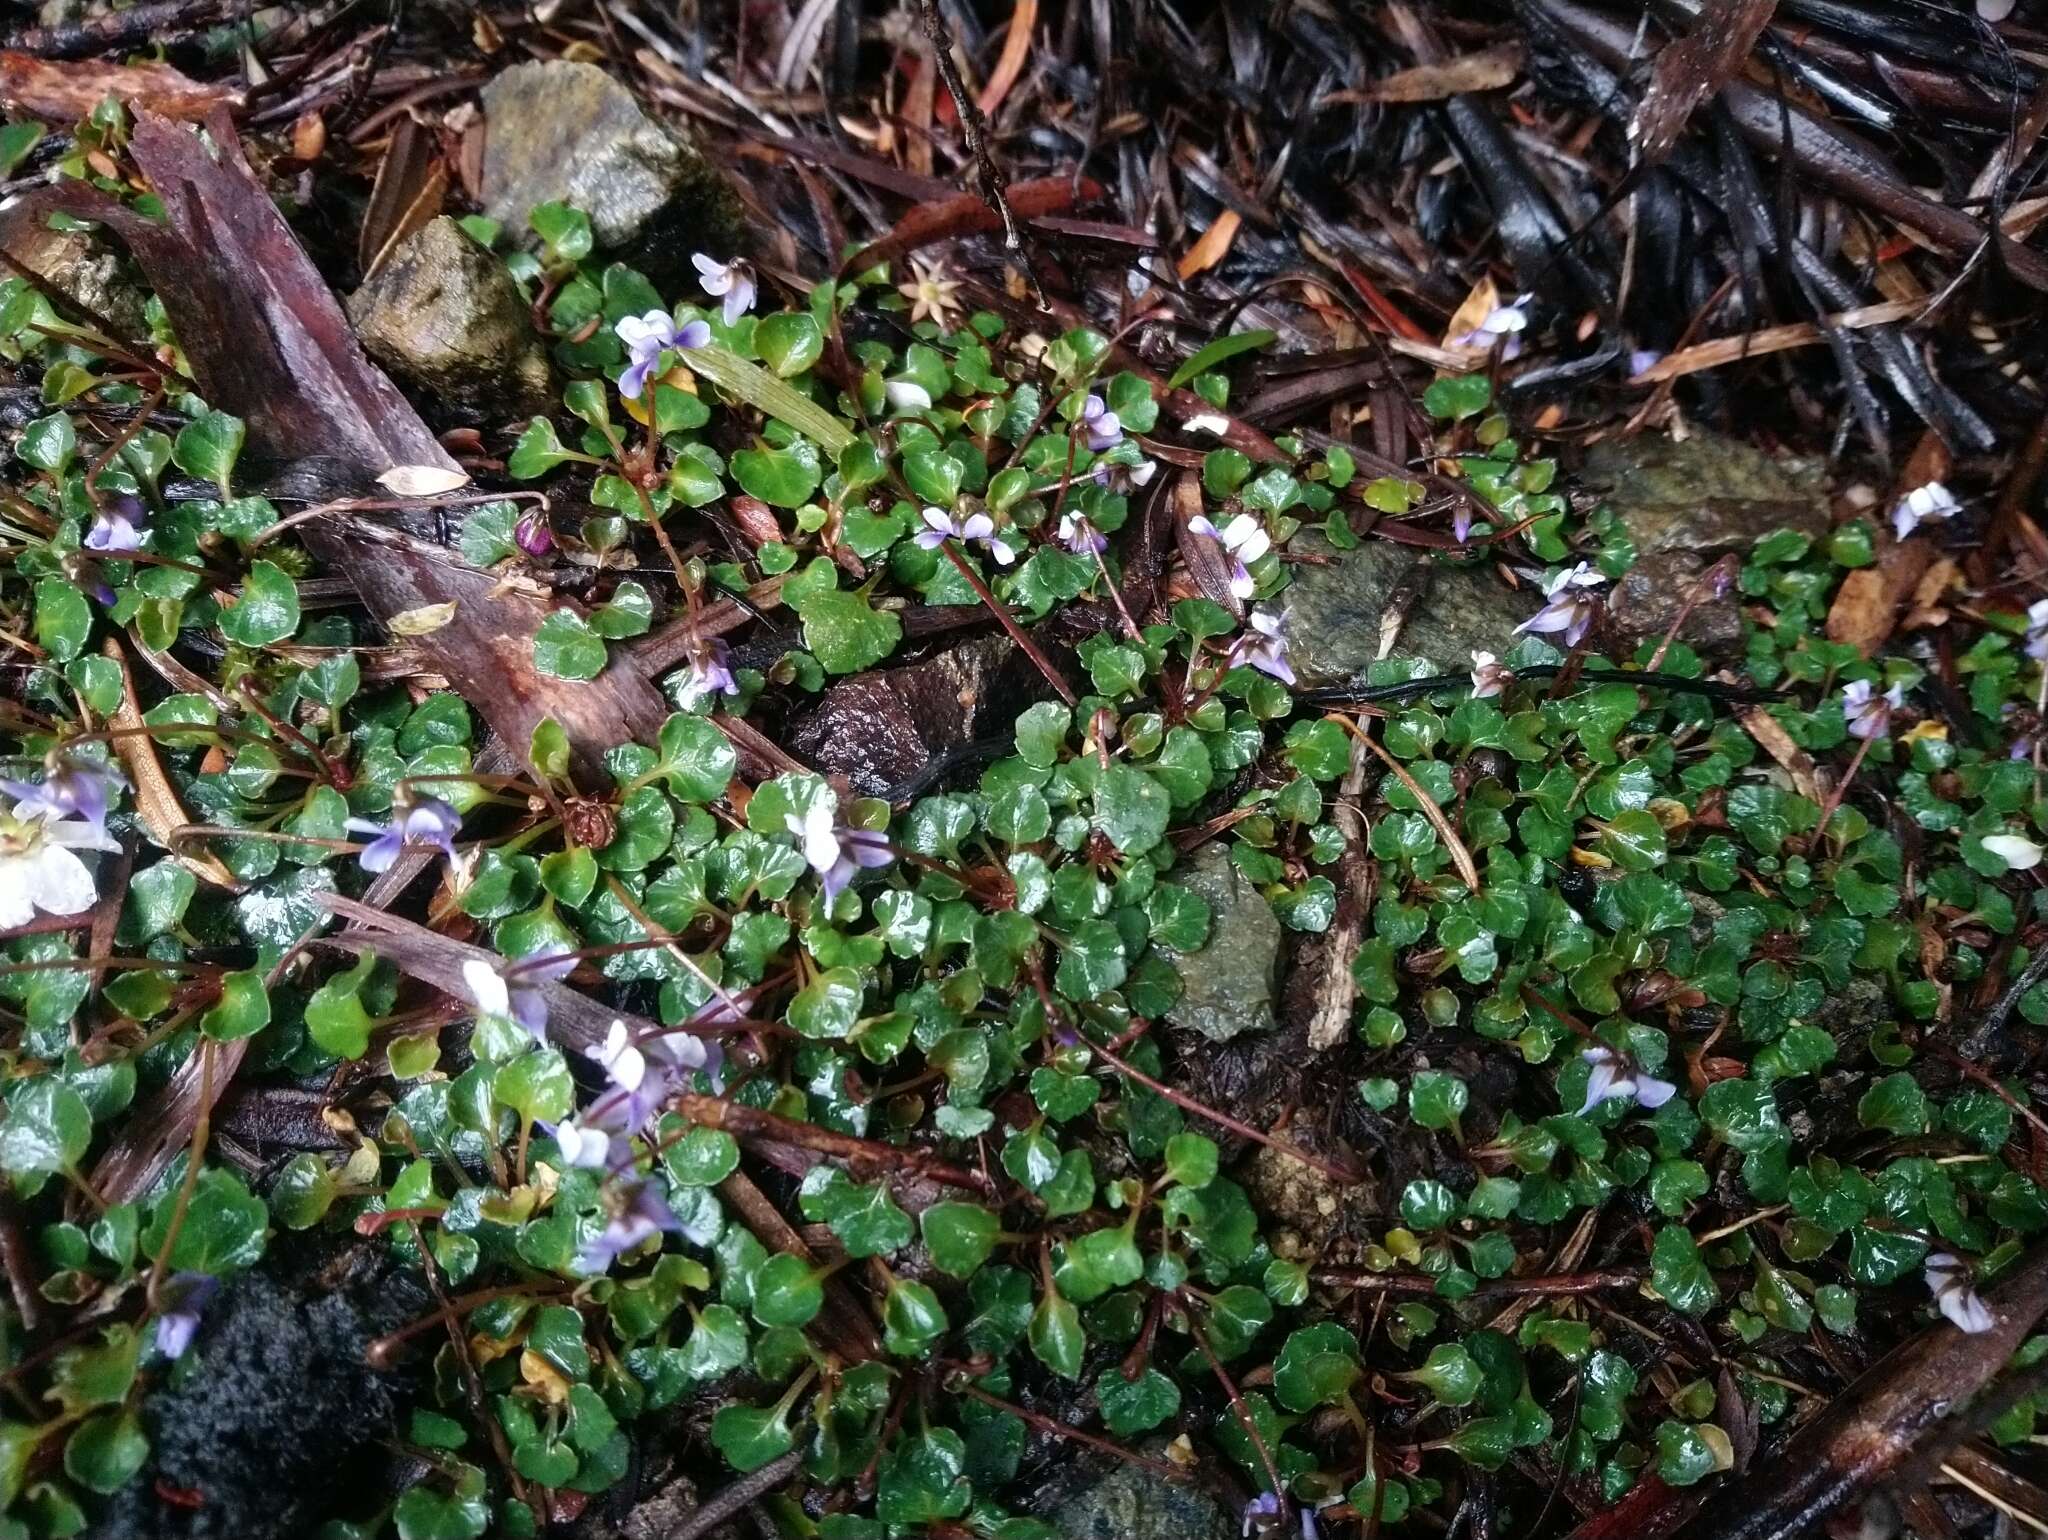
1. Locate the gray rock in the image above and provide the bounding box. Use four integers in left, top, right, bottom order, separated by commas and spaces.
1283, 531, 1534, 684
0, 218, 147, 341
1160, 844, 1280, 1043
347, 216, 552, 420
1580, 431, 1828, 650
1050, 1462, 1240, 1540
479, 60, 740, 269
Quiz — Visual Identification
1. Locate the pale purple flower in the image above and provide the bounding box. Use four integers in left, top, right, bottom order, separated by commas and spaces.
514, 508, 554, 557
787, 798, 893, 902
1515, 562, 1606, 648
1925, 1252, 1995, 1333
1242, 1492, 1284, 1538
1452, 504, 1475, 544
153, 1272, 218, 1360
1079, 393, 1122, 451
915, 506, 1016, 566
462, 943, 575, 1040
577, 1179, 684, 1275
1237, 610, 1294, 685
1981, 0, 2016, 23
1187, 513, 1271, 599
1, 757, 119, 840
1092, 457, 1158, 495
2025, 598, 2048, 662
346, 796, 461, 874
83, 501, 147, 554
1627, 349, 1664, 379
1452, 293, 1530, 358
691, 252, 758, 327
0, 802, 118, 928
1469, 650, 1511, 699
616, 310, 709, 399
676, 637, 739, 710
1576, 1045, 1676, 1117
1059, 512, 1107, 555
581, 1019, 673, 1132
1842, 679, 1905, 741
884, 379, 933, 413
1891, 481, 1960, 541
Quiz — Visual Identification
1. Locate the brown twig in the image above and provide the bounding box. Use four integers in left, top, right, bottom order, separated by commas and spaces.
668, 1448, 805, 1540
674, 1092, 995, 1194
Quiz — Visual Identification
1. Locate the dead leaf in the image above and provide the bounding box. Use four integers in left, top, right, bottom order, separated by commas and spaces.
0, 50, 240, 124
1826, 538, 1933, 657
1319, 46, 1523, 105
1737, 705, 1820, 802
1171, 470, 1244, 619
387, 601, 459, 636
1441, 275, 1501, 353
376, 463, 470, 498
101, 637, 236, 890
976, 0, 1038, 114
360, 118, 449, 281
1177, 209, 1242, 280
1629, 0, 1780, 166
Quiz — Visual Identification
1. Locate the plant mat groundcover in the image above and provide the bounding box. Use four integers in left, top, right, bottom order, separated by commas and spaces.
3, 4, 2048, 1540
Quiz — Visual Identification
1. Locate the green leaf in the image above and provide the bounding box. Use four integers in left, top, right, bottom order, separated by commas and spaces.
656, 713, 738, 801
393, 1466, 491, 1540
66, 1408, 149, 1492
1422, 374, 1492, 421
533, 609, 608, 680
1273, 1322, 1362, 1412
0, 1077, 91, 1176
200, 969, 271, 1042
687, 342, 854, 452
921, 1203, 1001, 1278
508, 417, 579, 479
1168, 329, 1276, 389
755, 313, 824, 377
1095, 764, 1170, 855
1858, 1071, 1931, 1135
172, 410, 244, 497
1097, 1366, 1181, 1434
1408, 1071, 1469, 1132
34, 578, 91, 661
732, 444, 822, 508
219, 560, 300, 646
1648, 1227, 1717, 1315
795, 583, 901, 673
143, 1168, 267, 1275
1029, 1286, 1086, 1378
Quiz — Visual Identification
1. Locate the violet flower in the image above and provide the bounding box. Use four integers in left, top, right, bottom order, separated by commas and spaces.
1242, 1492, 1284, 1538
1452, 504, 1475, 544
1627, 349, 1665, 379
346, 796, 461, 874
1842, 679, 1905, 741
616, 310, 710, 399
1, 756, 120, 841
1925, 1252, 1995, 1333
1892, 480, 1960, 541
1576, 1045, 1677, 1117
1187, 513, 1271, 599
676, 636, 740, 710
1452, 293, 1530, 358
154, 1272, 219, 1360
577, 1179, 684, 1276
915, 505, 1016, 566
691, 252, 758, 326
787, 797, 894, 902
1058, 512, 1107, 555
462, 943, 575, 1041
1079, 393, 1122, 451
1515, 562, 1606, 649
2025, 597, 2048, 662
514, 508, 554, 557
1237, 610, 1294, 685
1092, 457, 1157, 495
1469, 650, 1511, 699
84, 501, 148, 554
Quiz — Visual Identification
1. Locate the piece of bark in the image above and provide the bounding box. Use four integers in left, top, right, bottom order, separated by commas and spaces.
0, 49, 240, 123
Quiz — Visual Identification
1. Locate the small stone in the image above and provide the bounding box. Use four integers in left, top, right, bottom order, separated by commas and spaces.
1159, 844, 1280, 1043
0, 218, 147, 341
1046, 1459, 1240, 1540
785, 638, 1040, 798
1580, 430, 1828, 651
1283, 531, 1534, 684
347, 216, 552, 421
479, 60, 740, 273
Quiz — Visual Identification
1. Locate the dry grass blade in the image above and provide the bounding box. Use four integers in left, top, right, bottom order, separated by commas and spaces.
1628, 300, 1923, 383
358, 116, 449, 282
1339, 716, 1482, 893
101, 637, 236, 890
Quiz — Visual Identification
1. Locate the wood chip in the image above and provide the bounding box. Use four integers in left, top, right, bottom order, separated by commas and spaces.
0, 50, 240, 123
101, 637, 237, 890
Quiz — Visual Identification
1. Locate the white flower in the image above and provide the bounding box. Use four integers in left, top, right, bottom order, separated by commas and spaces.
784, 795, 892, 901
1576, 1045, 1677, 1117
1187, 514, 1271, 599
1842, 679, 1906, 741
1925, 1252, 1995, 1334
1981, 0, 2016, 22
589, 1019, 647, 1095
1891, 481, 1960, 541
0, 804, 117, 929
884, 380, 932, 413
2026, 598, 2048, 662
1470, 650, 1511, 699
462, 958, 510, 1019
552, 1119, 612, 1170
1982, 833, 2045, 870
787, 797, 842, 877
1453, 293, 1531, 358
691, 252, 757, 326
1237, 611, 1293, 684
